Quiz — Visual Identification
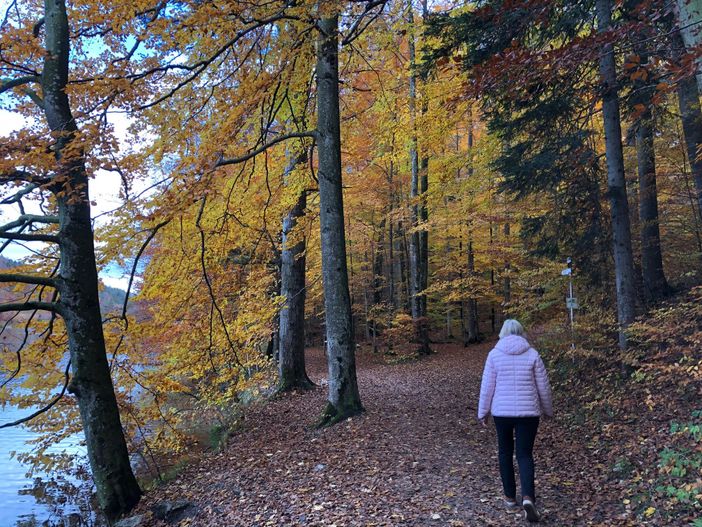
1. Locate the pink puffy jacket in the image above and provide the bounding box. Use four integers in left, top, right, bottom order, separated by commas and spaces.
477, 335, 553, 419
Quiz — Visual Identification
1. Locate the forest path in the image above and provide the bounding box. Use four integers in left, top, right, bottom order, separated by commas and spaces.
138, 342, 598, 526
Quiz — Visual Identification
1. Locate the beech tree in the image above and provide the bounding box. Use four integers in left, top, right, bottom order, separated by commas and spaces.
0, 0, 140, 518
315, 11, 363, 424
278, 151, 314, 391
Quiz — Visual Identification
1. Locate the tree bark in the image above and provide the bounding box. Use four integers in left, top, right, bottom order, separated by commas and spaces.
503, 222, 511, 313
628, 31, 670, 301
672, 28, 702, 224
406, 0, 430, 355
42, 0, 141, 517
316, 14, 363, 426
675, 0, 702, 91
464, 237, 480, 344
635, 115, 669, 301
596, 0, 639, 349
278, 155, 313, 391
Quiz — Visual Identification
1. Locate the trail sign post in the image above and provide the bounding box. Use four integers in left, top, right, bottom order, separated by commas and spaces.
561, 257, 576, 328
561, 257, 577, 350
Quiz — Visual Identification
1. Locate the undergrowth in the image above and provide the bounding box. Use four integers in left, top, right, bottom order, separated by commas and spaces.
536, 286, 702, 524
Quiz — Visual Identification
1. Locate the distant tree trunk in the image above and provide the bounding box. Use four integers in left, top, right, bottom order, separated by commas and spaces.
489, 222, 496, 334
42, 0, 141, 517
464, 112, 480, 344
278, 154, 313, 392
349, 215, 359, 339
316, 14, 363, 425
672, 29, 702, 224
370, 217, 386, 349
628, 31, 670, 301
465, 237, 480, 344
635, 113, 669, 301
406, 0, 430, 355
503, 222, 511, 314
388, 178, 397, 309
419, 0, 430, 349
596, 0, 639, 349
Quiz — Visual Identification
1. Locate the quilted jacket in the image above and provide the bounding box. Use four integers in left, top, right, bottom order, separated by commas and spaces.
477, 335, 553, 419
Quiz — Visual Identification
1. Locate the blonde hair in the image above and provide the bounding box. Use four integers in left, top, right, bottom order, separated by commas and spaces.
499, 319, 525, 338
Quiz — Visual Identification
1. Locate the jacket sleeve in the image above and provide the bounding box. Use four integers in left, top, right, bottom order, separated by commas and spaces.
534, 354, 553, 417
477, 353, 497, 419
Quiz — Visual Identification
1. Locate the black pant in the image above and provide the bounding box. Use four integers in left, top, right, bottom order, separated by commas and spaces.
493, 416, 540, 501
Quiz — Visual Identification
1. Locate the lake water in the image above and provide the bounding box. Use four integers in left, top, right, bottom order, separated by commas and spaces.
0, 406, 95, 527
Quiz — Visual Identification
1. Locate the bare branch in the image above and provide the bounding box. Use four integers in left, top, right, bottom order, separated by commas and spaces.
216, 131, 317, 167
195, 197, 242, 369
0, 232, 59, 243
0, 273, 56, 287
0, 301, 61, 313
0, 214, 59, 233
0, 184, 38, 205
0, 170, 49, 185
341, 0, 388, 46
0, 75, 40, 95
121, 220, 170, 322
0, 361, 70, 429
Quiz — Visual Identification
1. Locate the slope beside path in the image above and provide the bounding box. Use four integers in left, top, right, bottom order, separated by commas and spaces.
133, 342, 620, 526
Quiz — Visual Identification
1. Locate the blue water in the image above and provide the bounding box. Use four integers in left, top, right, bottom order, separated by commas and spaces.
0, 406, 93, 527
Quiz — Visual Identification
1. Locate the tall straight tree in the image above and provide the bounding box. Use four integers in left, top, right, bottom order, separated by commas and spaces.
316, 11, 363, 425
627, 2, 669, 300
278, 151, 314, 391
406, 0, 431, 355
632, 57, 669, 300
596, 0, 639, 348
418, 0, 430, 339
671, 28, 702, 224
0, 0, 141, 518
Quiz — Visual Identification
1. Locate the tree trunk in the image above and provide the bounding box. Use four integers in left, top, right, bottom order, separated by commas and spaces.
503, 222, 511, 314
635, 116, 669, 301
278, 154, 313, 391
316, 14, 363, 426
42, 0, 141, 517
489, 223, 496, 334
596, 0, 639, 349
465, 237, 480, 344
406, 0, 430, 355
419, 155, 429, 327
370, 217, 386, 348
629, 33, 670, 301
388, 190, 396, 309
675, 0, 702, 91
419, 0, 430, 330
672, 28, 702, 224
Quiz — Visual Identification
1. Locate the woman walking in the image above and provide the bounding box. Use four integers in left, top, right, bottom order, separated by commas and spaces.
478, 319, 553, 522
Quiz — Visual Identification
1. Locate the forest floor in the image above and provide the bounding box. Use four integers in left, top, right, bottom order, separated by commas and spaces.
132, 341, 637, 527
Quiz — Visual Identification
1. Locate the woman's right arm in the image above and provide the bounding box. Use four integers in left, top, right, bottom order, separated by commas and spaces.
477, 354, 496, 420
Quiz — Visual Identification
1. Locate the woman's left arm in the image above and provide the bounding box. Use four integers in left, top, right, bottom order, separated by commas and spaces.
534, 354, 553, 417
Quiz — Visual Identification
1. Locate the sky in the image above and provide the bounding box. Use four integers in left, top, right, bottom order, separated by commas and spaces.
0, 109, 142, 290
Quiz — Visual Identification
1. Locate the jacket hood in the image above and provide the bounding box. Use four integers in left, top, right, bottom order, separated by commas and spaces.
494, 334, 531, 355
